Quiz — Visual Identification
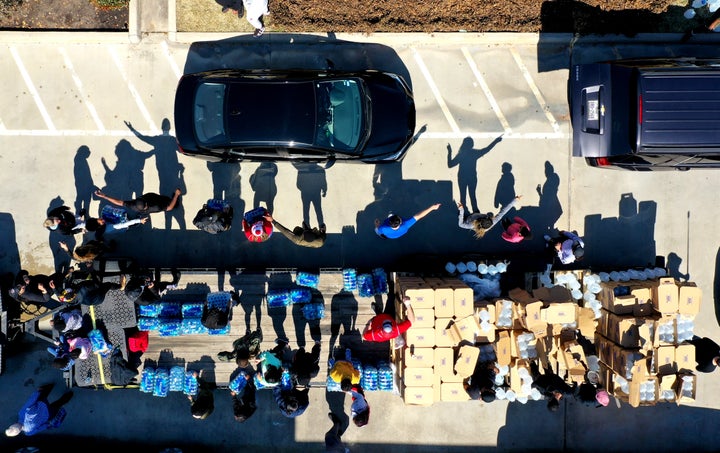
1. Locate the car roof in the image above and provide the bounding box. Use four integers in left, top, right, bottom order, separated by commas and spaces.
223, 79, 317, 145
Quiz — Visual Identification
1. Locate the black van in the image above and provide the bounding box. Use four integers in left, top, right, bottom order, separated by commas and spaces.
569, 58, 720, 170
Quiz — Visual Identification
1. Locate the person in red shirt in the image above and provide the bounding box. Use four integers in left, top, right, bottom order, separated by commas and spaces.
500, 216, 532, 243
242, 207, 273, 242
362, 298, 415, 343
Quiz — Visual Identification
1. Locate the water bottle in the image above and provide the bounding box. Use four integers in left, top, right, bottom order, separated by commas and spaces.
372, 268, 388, 295
280, 370, 293, 391
181, 303, 204, 319
692, 0, 707, 8
183, 371, 198, 396
153, 368, 169, 397
140, 367, 156, 393
229, 373, 248, 393
357, 274, 374, 297
169, 366, 185, 392
456, 262, 468, 274
290, 288, 311, 304
266, 290, 291, 308
342, 268, 357, 291
88, 329, 109, 355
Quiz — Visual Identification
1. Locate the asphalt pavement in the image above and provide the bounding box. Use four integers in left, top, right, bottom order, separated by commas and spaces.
2, 2, 720, 452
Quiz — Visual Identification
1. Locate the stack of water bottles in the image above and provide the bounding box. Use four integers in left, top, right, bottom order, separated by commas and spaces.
88, 329, 112, 357
169, 366, 185, 392
372, 268, 388, 295
229, 371, 249, 394
183, 371, 198, 396
342, 268, 357, 292
266, 289, 292, 308
101, 204, 128, 224
207, 199, 230, 211
290, 287, 312, 304
152, 368, 169, 397
140, 367, 156, 393
301, 302, 325, 320
357, 273, 375, 297
377, 361, 394, 392
361, 364, 378, 391
296, 271, 320, 289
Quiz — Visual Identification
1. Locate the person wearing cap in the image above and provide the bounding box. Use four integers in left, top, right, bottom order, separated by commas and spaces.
530, 361, 575, 412
464, 360, 499, 403
545, 230, 585, 265
5, 384, 72, 437
374, 203, 442, 239
242, 207, 273, 243
362, 298, 416, 343
689, 336, 720, 372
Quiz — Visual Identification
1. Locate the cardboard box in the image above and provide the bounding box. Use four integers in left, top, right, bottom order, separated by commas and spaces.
451, 281, 475, 319
447, 315, 481, 344
403, 385, 434, 406
403, 367, 435, 387
653, 315, 677, 346
405, 327, 436, 348
541, 303, 577, 324
651, 277, 679, 314
396, 275, 435, 309
441, 382, 471, 402
654, 345, 676, 376
454, 345, 480, 378
522, 301, 545, 334
494, 299, 517, 329
509, 359, 532, 395
432, 282, 455, 318
435, 318, 455, 347
658, 374, 677, 403
678, 283, 701, 315
404, 347, 434, 368
475, 305, 496, 343
561, 341, 588, 384
576, 307, 597, 338
600, 310, 641, 348
433, 374, 442, 403
630, 285, 654, 316
434, 347, 455, 379
675, 343, 695, 372
673, 372, 697, 405
495, 330, 512, 366
628, 375, 658, 408
598, 282, 635, 315
413, 308, 435, 329
511, 329, 537, 360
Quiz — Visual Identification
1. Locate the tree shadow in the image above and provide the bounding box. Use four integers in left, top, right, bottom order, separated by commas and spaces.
249, 162, 278, 215
73, 145, 94, 216
293, 162, 327, 229
447, 135, 502, 215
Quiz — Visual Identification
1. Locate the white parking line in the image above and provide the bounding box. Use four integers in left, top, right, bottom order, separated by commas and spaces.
420, 131, 567, 140
162, 40, 182, 80
10, 46, 55, 131
461, 47, 512, 134
412, 46, 460, 133
59, 47, 105, 133
510, 47, 561, 134
109, 46, 158, 133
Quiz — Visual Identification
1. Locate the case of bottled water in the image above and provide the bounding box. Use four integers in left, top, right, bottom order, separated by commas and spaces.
301, 302, 325, 320
377, 361, 394, 392
342, 268, 358, 291
357, 273, 375, 297
229, 373, 248, 393
169, 366, 185, 392
183, 371, 198, 396
140, 367, 156, 393
290, 288, 312, 304
88, 329, 111, 356
181, 303, 204, 319
158, 319, 182, 337
361, 365, 378, 391
153, 368, 169, 397
139, 304, 163, 318
159, 302, 182, 318
296, 271, 320, 288
137, 316, 160, 331
101, 204, 128, 224
180, 318, 205, 335
372, 268, 388, 295
266, 289, 291, 307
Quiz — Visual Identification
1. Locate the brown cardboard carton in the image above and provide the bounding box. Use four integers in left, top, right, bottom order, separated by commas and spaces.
405, 327, 436, 348
402, 385, 434, 406
433, 374, 442, 403
451, 281, 475, 319
494, 299, 517, 329
637, 319, 655, 352
674, 343, 695, 372
474, 305, 496, 343
522, 301, 545, 332
435, 318, 455, 347
576, 306, 597, 338
628, 375, 658, 408
403, 367, 434, 387
651, 277, 679, 314
598, 282, 635, 315
541, 303, 577, 324
509, 359, 532, 395
678, 283, 701, 315
630, 285, 654, 316
413, 308, 435, 329
561, 341, 588, 384
440, 382, 471, 402
434, 347, 455, 379
446, 315, 481, 344
425, 277, 454, 317
404, 347, 434, 368
396, 275, 434, 309
495, 330, 512, 366
673, 372, 696, 405
653, 345, 676, 376
600, 310, 641, 348
658, 374, 677, 403
454, 345, 480, 378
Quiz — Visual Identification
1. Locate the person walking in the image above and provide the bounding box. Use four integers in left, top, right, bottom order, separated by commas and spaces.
362, 297, 415, 346
329, 359, 361, 391
457, 195, 522, 238
544, 230, 585, 265
43, 205, 85, 235
268, 214, 326, 248
242, 207, 273, 243
500, 215, 532, 243
5, 384, 72, 437
374, 203, 441, 239
242, 0, 269, 37
348, 384, 370, 427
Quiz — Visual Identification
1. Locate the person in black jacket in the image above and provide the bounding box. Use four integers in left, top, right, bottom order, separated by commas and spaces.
44, 205, 84, 235
689, 336, 720, 373
530, 361, 575, 412
290, 341, 321, 388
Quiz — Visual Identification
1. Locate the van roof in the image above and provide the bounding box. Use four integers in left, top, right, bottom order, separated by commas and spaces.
639, 68, 720, 153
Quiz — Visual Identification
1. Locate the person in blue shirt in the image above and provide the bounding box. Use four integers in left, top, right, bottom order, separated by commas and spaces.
5, 384, 72, 437
374, 203, 441, 239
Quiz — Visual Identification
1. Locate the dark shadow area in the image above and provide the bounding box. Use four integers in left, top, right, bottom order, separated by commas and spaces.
714, 247, 720, 327
249, 162, 278, 215
448, 135, 502, 215
183, 34, 413, 92
229, 269, 266, 334
293, 161, 328, 229
73, 145, 94, 216
535, 160, 563, 238
291, 287, 323, 348
494, 162, 516, 210
206, 160, 244, 232
126, 119, 187, 231
328, 289, 358, 360
667, 251, 690, 282
99, 138, 154, 210
266, 272, 293, 342
583, 193, 657, 270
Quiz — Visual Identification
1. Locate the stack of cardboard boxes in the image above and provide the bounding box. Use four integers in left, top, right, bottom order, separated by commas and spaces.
596, 276, 701, 407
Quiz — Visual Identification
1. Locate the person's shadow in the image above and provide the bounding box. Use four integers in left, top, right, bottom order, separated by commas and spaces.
249, 162, 278, 214
494, 162, 516, 210
448, 135, 502, 215
291, 287, 323, 348
328, 289, 358, 360
101, 138, 154, 202
73, 145, 94, 216
536, 160, 563, 234
667, 252, 690, 282
126, 119, 187, 230
293, 162, 328, 228
229, 269, 267, 334
266, 272, 294, 342
207, 161, 243, 231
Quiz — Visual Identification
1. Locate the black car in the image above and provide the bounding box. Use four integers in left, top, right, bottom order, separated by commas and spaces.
174, 69, 416, 163
569, 57, 720, 170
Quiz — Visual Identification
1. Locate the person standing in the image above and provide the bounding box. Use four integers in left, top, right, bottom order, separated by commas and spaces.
290, 340, 321, 387
242, 207, 273, 243
362, 297, 415, 345
544, 230, 585, 265
457, 195, 522, 239
242, 0, 269, 37
268, 214, 326, 248
94, 188, 182, 216
43, 205, 85, 235
500, 215, 532, 243
348, 385, 370, 427
689, 336, 720, 372
188, 371, 215, 420
5, 384, 72, 437
329, 359, 361, 391
374, 203, 441, 239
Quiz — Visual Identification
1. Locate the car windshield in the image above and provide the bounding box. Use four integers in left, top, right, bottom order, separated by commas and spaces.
315, 79, 364, 152
193, 82, 227, 146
